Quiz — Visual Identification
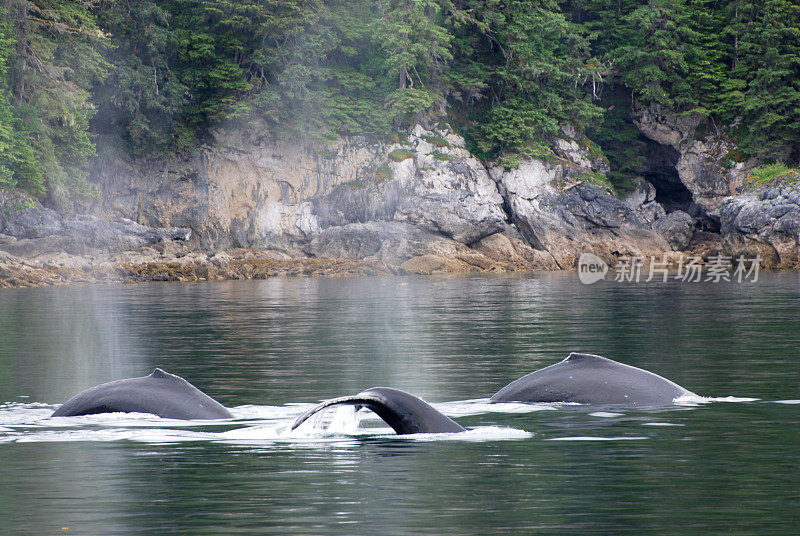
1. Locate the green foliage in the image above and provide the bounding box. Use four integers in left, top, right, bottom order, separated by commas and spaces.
614, 0, 694, 109
4, 0, 800, 205
421, 134, 449, 148
92, 0, 191, 154
587, 85, 645, 195
746, 163, 798, 186
493, 142, 555, 170
388, 148, 414, 161
0, 0, 109, 199
567, 0, 800, 166
378, 0, 454, 125
458, 0, 603, 159
574, 171, 614, 192
583, 137, 605, 160
431, 150, 451, 161
247, 0, 393, 142
0, 189, 36, 216
376, 163, 393, 181
339, 161, 393, 188
725, 0, 800, 161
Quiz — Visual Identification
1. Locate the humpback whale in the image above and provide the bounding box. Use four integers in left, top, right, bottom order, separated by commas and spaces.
291, 387, 465, 435
51, 368, 233, 419
491, 353, 695, 405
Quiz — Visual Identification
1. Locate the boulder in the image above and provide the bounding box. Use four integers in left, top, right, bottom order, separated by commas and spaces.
0, 208, 191, 258
654, 210, 696, 250
623, 178, 667, 225
303, 221, 441, 265
491, 159, 670, 268
720, 181, 800, 268
3, 208, 64, 238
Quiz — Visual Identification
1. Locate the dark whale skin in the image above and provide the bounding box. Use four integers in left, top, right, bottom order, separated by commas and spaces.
291, 387, 465, 435
51, 368, 233, 420
491, 353, 695, 406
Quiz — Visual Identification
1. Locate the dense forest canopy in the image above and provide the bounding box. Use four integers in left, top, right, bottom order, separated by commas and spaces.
1, 0, 799, 199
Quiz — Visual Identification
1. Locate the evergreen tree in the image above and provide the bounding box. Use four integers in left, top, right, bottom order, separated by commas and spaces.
253, 0, 391, 141
0, 3, 39, 192
4, 0, 800, 203
457, 0, 603, 160
93, 0, 190, 153
726, 0, 800, 160
380, 0, 454, 126
2, 0, 108, 199
614, 0, 693, 109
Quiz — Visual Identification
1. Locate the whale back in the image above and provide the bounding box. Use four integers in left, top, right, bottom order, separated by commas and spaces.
291, 387, 465, 435
491, 353, 694, 405
51, 368, 233, 420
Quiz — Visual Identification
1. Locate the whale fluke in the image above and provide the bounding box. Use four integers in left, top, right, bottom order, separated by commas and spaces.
491, 352, 695, 405
291, 387, 465, 435
51, 369, 233, 420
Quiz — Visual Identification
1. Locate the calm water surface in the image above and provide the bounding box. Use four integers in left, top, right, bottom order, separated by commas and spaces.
0, 273, 798, 535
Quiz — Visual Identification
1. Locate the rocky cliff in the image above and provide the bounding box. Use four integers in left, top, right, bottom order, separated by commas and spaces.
77, 122, 677, 272
2, 108, 799, 286
632, 102, 800, 268
720, 178, 800, 269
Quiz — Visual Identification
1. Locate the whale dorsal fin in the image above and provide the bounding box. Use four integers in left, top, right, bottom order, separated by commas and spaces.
564, 352, 608, 362
149, 368, 181, 380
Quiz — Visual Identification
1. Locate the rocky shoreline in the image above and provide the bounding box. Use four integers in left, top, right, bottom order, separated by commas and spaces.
0, 207, 727, 288
3, 105, 800, 288
0, 214, 571, 288
0, 234, 730, 289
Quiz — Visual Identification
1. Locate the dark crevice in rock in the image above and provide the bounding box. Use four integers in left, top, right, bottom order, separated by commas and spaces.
639, 136, 692, 213
482, 163, 563, 269
638, 135, 723, 236
695, 213, 721, 233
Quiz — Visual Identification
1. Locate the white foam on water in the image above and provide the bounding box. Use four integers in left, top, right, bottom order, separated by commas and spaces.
674, 394, 759, 405
773, 399, 800, 405
548, 436, 649, 441
228, 403, 309, 421
588, 411, 625, 418
0, 399, 532, 445
705, 396, 760, 403
0, 403, 57, 426
404, 426, 532, 442
287, 405, 365, 438
435, 398, 562, 417
641, 422, 684, 427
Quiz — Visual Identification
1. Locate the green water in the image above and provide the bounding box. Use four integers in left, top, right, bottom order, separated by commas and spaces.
0, 274, 798, 535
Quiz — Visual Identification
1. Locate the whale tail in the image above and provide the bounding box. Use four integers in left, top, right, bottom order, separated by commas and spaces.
291, 387, 465, 435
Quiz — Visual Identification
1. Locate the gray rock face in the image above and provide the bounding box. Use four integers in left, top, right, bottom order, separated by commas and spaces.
654, 210, 696, 250
307, 129, 507, 249
623, 178, 667, 225
87, 125, 508, 255
0, 208, 191, 258
490, 159, 670, 268
74, 122, 691, 269
633, 101, 748, 220
393, 156, 507, 244
633, 102, 701, 151
720, 181, 800, 268
2, 207, 64, 238
676, 138, 738, 218
304, 221, 441, 264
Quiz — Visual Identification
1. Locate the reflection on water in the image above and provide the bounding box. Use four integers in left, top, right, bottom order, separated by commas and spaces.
0, 273, 798, 535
